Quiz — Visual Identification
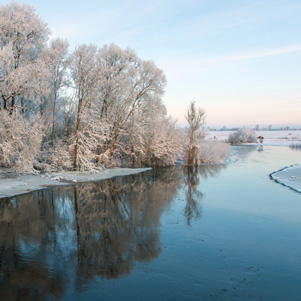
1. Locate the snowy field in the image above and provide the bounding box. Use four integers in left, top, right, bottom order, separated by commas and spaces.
205, 130, 301, 146
0, 168, 151, 199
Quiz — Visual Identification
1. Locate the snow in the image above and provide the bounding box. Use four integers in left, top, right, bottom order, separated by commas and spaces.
0, 168, 151, 199
270, 165, 301, 193
205, 130, 301, 146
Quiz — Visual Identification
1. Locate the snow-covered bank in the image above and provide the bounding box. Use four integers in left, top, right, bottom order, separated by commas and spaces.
0, 168, 151, 199
270, 165, 301, 193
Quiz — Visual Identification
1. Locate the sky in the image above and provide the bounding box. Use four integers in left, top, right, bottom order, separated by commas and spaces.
2, 0, 301, 127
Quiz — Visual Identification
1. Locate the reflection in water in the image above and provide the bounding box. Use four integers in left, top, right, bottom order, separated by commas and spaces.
183, 167, 203, 226
289, 143, 301, 151
0, 168, 183, 299
182, 164, 227, 225
233, 145, 258, 160
0, 190, 69, 300
257, 145, 264, 152
0, 165, 224, 299
71, 171, 180, 283
198, 164, 227, 180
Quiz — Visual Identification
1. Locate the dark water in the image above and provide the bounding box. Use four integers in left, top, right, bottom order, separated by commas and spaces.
0, 146, 300, 300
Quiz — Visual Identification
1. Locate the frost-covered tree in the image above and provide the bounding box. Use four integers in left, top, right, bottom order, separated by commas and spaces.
121, 93, 182, 168
70, 44, 105, 170
147, 116, 181, 166
97, 44, 167, 163
184, 101, 206, 166
43, 38, 70, 148
0, 2, 184, 172
0, 2, 50, 112
122, 110, 146, 167
141, 100, 181, 166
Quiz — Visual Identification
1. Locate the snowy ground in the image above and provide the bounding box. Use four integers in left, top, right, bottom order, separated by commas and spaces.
270, 165, 301, 193
205, 130, 301, 146
0, 168, 151, 199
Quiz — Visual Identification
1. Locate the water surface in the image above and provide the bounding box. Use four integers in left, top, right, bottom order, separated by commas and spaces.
0, 146, 300, 300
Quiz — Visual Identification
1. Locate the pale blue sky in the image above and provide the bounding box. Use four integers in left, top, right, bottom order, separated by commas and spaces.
3, 0, 301, 126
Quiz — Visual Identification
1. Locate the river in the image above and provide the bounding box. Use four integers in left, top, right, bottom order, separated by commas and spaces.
0, 146, 300, 300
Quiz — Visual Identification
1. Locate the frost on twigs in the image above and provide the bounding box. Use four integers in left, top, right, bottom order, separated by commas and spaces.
138, 101, 182, 167
0, 111, 43, 174
40, 142, 72, 172
228, 127, 257, 145
0, 2, 51, 110
0, 3, 184, 171
184, 101, 206, 166
199, 141, 231, 164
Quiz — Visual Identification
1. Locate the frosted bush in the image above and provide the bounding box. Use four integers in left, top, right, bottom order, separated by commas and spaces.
199, 141, 231, 163
228, 127, 257, 145
49, 142, 73, 171
0, 111, 43, 173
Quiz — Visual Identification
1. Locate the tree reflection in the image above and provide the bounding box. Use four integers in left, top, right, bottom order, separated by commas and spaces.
183, 166, 203, 225
182, 164, 227, 225
0, 165, 230, 298
0, 190, 71, 300
0, 167, 182, 298
198, 164, 227, 180
72, 168, 182, 287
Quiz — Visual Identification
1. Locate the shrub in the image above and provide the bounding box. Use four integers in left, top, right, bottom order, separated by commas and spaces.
199, 141, 231, 163
228, 127, 257, 145
0, 111, 43, 173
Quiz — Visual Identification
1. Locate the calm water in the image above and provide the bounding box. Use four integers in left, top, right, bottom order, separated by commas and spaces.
0, 146, 300, 300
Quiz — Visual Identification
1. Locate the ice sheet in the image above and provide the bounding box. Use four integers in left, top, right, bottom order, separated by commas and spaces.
270, 164, 301, 193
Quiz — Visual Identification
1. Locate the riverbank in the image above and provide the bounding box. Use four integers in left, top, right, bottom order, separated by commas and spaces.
0, 168, 151, 199
270, 164, 301, 193
1, 143, 300, 199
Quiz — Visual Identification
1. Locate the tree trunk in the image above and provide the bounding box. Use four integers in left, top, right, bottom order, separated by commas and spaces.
51, 89, 57, 148
73, 94, 82, 170
3, 98, 7, 110
9, 96, 15, 114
